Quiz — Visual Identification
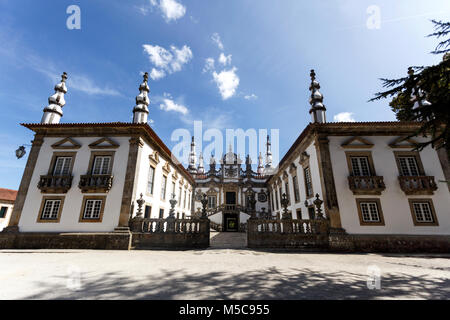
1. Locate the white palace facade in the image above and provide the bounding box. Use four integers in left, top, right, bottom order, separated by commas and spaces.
1, 70, 449, 251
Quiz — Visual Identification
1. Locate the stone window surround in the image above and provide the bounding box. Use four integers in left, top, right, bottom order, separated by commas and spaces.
345, 151, 377, 176
47, 152, 77, 176
355, 198, 385, 226
79, 195, 107, 223
146, 165, 156, 197
303, 166, 314, 199
36, 196, 65, 223
86, 151, 115, 175
408, 198, 439, 227
393, 151, 426, 176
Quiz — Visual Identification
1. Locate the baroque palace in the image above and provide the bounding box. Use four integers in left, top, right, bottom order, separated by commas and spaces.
1, 70, 449, 252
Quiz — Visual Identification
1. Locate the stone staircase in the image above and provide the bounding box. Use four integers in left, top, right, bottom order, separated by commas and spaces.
209, 231, 247, 249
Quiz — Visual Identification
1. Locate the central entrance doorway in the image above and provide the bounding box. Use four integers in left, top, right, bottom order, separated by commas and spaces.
223, 191, 239, 232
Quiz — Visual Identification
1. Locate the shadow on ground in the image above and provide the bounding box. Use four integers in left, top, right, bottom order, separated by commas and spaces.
23, 266, 450, 300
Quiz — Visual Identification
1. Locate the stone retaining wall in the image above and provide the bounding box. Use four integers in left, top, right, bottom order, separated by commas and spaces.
131, 232, 209, 249
0, 232, 132, 250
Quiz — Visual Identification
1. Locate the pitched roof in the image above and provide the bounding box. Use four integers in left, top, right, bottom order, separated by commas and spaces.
21, 122, 196, 185
0, 188, 17, 202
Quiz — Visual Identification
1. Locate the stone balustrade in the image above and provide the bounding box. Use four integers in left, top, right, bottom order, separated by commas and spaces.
348, 176, 386, 195
78, 174, 114, 193
398, 176, 438, 195
37, 175, 73, 193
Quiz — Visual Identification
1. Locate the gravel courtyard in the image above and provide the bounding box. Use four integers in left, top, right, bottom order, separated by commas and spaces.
0, 249, 449, 300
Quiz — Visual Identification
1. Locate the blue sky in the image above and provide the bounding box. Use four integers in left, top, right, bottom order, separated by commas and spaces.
0, 0, 449, 189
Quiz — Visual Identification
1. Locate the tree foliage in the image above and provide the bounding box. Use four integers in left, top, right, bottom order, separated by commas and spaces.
370, 20, 450, 154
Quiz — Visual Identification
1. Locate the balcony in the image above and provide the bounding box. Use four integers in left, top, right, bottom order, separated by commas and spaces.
348, 176, 386, 195
38, 175, 73, 193
78, 174, 114, 193
398, 176, 438, 195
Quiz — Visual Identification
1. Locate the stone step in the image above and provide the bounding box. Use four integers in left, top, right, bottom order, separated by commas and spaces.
209, 232, 247, 249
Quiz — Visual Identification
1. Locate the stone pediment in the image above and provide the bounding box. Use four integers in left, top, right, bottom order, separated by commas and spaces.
51, 137, 81, 149
89, 137, 119, 149
341, 136, 374, 149
389, 136, 420, 149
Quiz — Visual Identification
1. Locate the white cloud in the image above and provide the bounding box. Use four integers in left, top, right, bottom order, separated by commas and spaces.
211, 33, 224, 50
218, 53, 232, 66
203, 58, 215, 73
149, 0, 186, 22
212, 67, 240, 100
159, 93, 189, 115
150, 68, 166, 80
142, 44, 192, 80
26, 55, 120, 96
333, 112, 356, 122
244, 94, 258, 101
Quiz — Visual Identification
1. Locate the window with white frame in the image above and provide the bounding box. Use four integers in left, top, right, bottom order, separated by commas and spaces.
398, 156, 420, 176
208, 195, 217, 209
83, 199, 103, 219
178, 187, 182, 206
92, 156, 111, 175
304, 167, 313, 198
292, 176, 300, 203
359, 202, 381, 222
412, 202, 435, 223
172, 182, 176, 199
147, 166, 155, 194
41, 199, 61, 220
161, 175, 167, 200
350, 157, 371, 176
53, 157, 72, 175
183, 190, 187, 208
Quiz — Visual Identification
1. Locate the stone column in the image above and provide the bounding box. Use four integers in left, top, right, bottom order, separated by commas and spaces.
118, 136, 143, 229
314, 134, 342, 230
4, 135, 44, 232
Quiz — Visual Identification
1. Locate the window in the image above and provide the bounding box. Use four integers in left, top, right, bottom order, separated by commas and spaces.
346, 152, 376, 177
356, 199, 385, 226
308, 207, 315, 220
161, 175, 167, 200
79, 196, 106, 222
178, 187, 182, 206
304, 167, 313, 198
350, 157, 371, 176
285, 182, 290, 202
0, 207, 7, 218
296, 208, 302, 219
398, 157, 420, 176
92, 156, 111, 175
208, 196, 217, 209
188, 193, 191, 209
41, 200, 61, 220
172, 182, 176, 199
48, 152, 76, 176
147, 166, 155, 194
144, 205, 152, 219
292, 176, 300, 203
53, 157, 72, 175
409, 199, 438, 226
159, 208, 164, 218
37, 196, 65, 223
394, 152, 425, 177
183, 190, 187, 208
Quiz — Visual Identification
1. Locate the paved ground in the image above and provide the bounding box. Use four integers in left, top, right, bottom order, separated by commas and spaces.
0, 247, 449, 300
